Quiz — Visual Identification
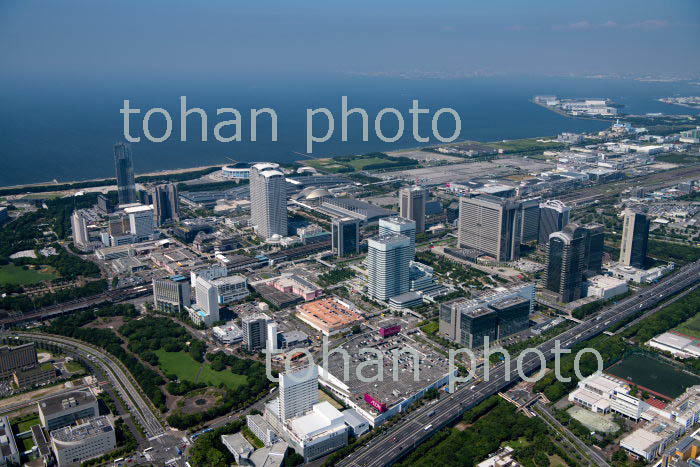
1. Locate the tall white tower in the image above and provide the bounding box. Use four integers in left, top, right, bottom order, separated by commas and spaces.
367, 234, 411, 301
279, 366, 319, 421
250, 163, 287, 239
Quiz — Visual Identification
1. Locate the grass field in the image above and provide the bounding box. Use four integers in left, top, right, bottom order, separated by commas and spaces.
605, 353, 700, 399
0, 263, 59, 285
155, 350, 247, 389
12, 414, 40, 433
675, 314, 700, 339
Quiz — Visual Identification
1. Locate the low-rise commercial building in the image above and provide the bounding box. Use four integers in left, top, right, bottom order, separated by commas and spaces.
38, 390, 98, 431
647, 333, 700, 359
295, 297, 364, 336
285, 402, 349, 462
586, 275, 629, 300
51, 416, 116, 466
13, 362, 56, 388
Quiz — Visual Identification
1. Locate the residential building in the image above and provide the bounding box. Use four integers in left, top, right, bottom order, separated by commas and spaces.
113, 142, 136, 205
399, 186, 427, 233
457, 195, 521, 262
379, 217, 416, 258
367, 234, 411, 301
332, 217, 360, 257
152, 275, 191, 313
0, 342, 38, 379
71, 210, 91, 251
242, 314, 269, 351
250, 163, 287, 239
279, 366, 319, 422
38, 390, 98, 431
538, 200, 571, 245
152, 183, 180, 226
51, 416, 116, 466
544, 223, 587, 303
620, 209, 650, 268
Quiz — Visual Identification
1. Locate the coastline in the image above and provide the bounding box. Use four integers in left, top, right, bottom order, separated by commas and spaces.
0, 164, 224, 192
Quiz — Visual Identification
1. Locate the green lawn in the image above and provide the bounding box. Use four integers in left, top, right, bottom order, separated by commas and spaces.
155, 350, 247, 389
675, 314, 700, 339
19, 436, 35, 452
12, 414, 40, 433
0, 263, 59, 285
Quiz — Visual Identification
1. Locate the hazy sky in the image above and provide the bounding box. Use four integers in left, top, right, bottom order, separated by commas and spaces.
1, 0, 699, 81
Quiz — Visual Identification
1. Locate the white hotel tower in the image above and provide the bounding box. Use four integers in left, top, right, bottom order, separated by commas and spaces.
367, 234, 411, 301
250, 163, 288, 239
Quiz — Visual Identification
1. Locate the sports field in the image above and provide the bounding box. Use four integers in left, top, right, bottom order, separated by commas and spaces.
155, 350, 247, 389
675, 314, 700, 339
605, 353, 700, 399
0, 264, 59, 285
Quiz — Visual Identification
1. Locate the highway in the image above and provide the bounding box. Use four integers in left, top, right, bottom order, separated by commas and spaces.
4, 332, 165, 439
340, 259, 700, 467
0, 285, 151, 327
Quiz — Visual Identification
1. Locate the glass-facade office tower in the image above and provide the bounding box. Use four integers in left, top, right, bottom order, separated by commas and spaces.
620, 209, 650, 268
399, 186, 427, 233
113, 142, 136, 205
332, 217, 360, 257
538, 200, 570, 245
544, 223, 587, 303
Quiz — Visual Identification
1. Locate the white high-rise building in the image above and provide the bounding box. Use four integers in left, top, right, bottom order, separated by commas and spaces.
71, 210, 90, 251
267, 321, 278, 352
125, 205, 155, 242
279, 366, 319, 422
250, 163, 287, 239
188, 275, 219, 326
367, 234, 411, 301
379, 217, 416, 258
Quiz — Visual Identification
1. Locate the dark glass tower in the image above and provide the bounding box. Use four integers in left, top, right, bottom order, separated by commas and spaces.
113, 142, 136, 205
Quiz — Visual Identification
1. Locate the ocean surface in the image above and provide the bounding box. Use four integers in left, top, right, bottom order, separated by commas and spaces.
0, 74, 697, 187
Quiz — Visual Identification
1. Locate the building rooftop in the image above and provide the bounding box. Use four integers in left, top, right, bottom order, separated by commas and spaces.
51, 416, 113, 444
295, 297, 363, 334
319, 331, 452, 415
39, 389, 96, 417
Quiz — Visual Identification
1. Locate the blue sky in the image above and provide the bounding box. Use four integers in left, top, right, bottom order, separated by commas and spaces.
1, 0, 699, 80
